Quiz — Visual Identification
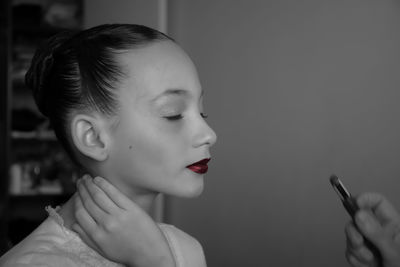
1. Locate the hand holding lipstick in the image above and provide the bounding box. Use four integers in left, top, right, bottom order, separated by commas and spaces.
345, 192, 400, 267
73, 175, 175, 267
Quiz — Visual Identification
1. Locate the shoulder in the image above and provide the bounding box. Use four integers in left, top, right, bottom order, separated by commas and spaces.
0, 217, 73, 266
158, 223, 207, 267
0, 217, 121, 267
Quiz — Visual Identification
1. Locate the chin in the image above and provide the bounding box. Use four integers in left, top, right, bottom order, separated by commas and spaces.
174, 178, 204, 198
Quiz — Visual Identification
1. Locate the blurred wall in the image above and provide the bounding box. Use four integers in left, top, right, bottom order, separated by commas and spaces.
84, 0, 162, 30
166, 1, 400, 267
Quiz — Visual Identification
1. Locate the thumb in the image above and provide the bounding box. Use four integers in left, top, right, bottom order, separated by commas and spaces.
355, 210, 390, 253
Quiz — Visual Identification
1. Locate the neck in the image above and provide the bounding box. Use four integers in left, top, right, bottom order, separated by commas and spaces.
125, 189, 159, 213
58, 183, 159, 231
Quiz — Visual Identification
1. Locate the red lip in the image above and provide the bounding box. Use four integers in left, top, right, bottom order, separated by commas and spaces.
186, 158, 211, 174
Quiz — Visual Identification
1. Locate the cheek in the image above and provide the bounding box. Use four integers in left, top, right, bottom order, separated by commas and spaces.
111, 119, 183, 177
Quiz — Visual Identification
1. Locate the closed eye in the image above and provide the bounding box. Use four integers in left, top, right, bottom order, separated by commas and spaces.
164, 114, 183, 121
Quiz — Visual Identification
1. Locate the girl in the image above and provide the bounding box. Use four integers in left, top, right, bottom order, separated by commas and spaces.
0, 23, 216, 266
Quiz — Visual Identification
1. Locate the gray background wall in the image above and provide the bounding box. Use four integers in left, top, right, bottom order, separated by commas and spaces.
84, 0, 161, 30
85, 1, 400, 266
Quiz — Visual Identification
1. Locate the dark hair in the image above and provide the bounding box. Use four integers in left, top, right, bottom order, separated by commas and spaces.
25, 24, 173, 165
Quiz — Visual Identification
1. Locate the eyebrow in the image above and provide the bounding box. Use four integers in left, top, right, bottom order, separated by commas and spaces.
151, 88, 204, 102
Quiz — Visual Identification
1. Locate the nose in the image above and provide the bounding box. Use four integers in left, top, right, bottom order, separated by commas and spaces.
192, 119, 217, 148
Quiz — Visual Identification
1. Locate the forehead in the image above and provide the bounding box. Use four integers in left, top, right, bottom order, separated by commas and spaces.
117, 41, 202, 103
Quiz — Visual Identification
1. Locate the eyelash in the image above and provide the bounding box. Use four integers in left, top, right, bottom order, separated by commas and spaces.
164, 113, 208, 121
165, 114, 183, 121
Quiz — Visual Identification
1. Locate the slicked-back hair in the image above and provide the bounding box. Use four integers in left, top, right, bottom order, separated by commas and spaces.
25, 24, 173, 165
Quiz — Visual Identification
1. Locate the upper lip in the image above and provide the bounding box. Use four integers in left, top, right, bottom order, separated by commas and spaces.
187, 158, 211, 167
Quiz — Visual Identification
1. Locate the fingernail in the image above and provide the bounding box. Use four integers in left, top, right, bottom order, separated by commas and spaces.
93, 176, 102, 183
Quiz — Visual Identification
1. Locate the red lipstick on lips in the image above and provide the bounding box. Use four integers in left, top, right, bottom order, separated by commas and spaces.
186, 158, 211, 174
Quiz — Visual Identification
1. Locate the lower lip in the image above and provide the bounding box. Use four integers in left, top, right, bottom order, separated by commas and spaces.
187, 165, 208, 174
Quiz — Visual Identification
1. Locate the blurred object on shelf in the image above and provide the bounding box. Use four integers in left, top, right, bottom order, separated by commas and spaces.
37, 180, 62, 194
9, 146, 80, 196
12, 130, 56, 141
11, 114, 55, 141
43, 0, 82, 29
11, 46, 33, 86
13, 0, 82, 30
9, 164, 22, 195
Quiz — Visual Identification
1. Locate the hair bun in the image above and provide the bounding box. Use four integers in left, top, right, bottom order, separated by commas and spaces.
25, 31, 75, 117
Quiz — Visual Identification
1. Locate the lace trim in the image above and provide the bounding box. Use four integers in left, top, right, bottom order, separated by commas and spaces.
44, 206, 122, 266
45, 205, 72, 237
45, 205, 63, 225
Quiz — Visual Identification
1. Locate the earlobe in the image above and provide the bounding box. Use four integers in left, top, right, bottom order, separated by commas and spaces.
71, 114, 109, 161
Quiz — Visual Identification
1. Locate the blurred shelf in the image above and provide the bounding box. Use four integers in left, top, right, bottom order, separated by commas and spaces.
9, 193, 72, 200
11, 131, 57, 141
12, 21, 77, 38
0, 0, 84, 252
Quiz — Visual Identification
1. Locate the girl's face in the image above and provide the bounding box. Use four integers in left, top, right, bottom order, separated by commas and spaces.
107, 41, 217, 198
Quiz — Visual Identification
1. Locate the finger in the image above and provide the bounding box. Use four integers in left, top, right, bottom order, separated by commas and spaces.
346, 221, 364, 249
349, 246, 375, 265
93, 176, 133, 210
388, 221, 400, 243
346, 252, 370, 267
377, 221, 400, 259
346, 222, 376, 265
357, 193, 400, 224
355, 210, 390, 252
74, 193, 97, 236
72, 222, 101, 253
84, 177, 117, 214
78, 178, 107, 223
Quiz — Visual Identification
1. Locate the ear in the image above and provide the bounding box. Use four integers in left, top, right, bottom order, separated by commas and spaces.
70, 114, 110, 161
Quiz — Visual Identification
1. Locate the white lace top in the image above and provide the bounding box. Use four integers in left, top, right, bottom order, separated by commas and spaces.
0, 207, 207, 267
